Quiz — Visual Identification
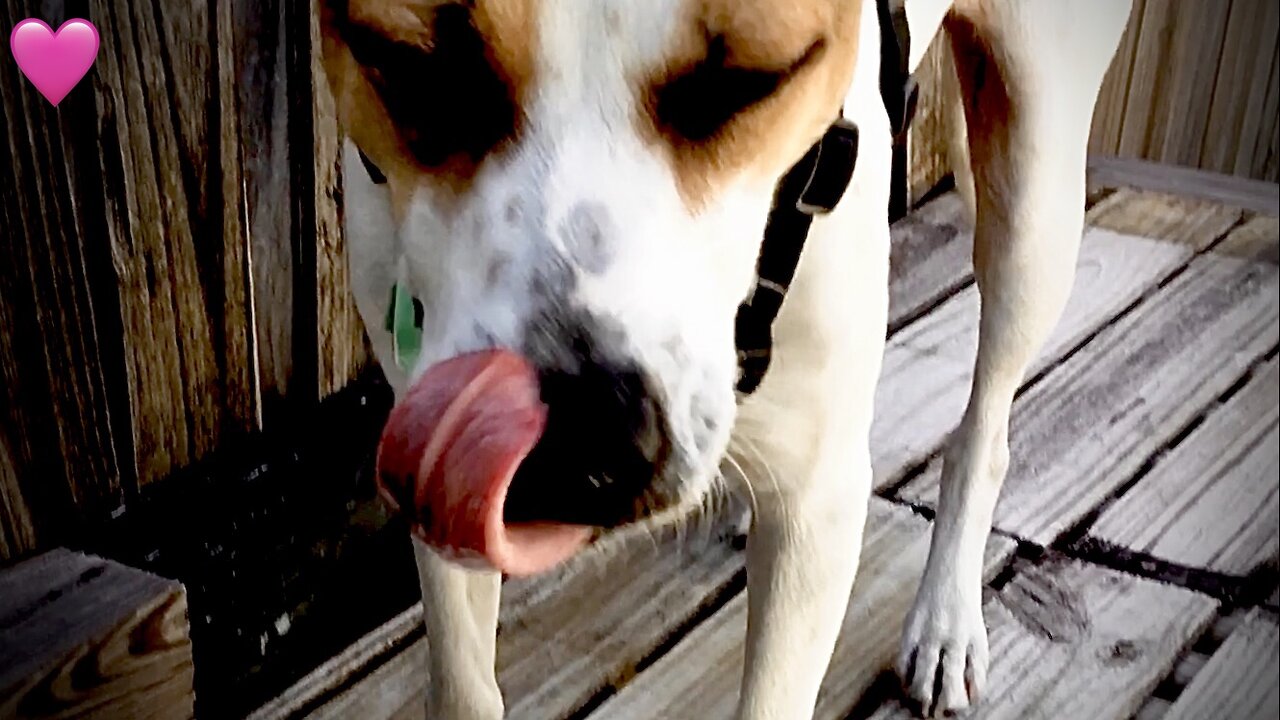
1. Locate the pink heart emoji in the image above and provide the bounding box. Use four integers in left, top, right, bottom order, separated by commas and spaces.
9, 18, 100, 107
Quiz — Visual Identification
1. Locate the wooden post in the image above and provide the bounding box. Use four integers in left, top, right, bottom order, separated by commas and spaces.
0, 549, 194, 720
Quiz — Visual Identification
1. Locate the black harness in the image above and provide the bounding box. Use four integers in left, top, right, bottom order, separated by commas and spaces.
734, 0, 918, 395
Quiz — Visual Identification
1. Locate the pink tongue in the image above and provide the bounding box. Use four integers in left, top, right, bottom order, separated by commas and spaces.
376, 349, 591, 576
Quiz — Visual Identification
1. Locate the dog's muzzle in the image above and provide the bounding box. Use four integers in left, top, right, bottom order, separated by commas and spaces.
375, 349, 670, 576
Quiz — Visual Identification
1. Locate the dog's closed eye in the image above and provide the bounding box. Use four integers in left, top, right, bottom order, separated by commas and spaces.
653, 36, 825, 144
340, 4, 517, 170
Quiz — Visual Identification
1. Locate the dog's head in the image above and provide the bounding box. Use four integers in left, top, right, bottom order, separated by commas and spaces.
320, 0, 863, 574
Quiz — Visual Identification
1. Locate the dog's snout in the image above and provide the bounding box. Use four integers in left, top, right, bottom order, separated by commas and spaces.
502, 359, 671, 528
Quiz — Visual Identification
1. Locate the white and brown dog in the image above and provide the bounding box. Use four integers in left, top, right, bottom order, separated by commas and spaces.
317, 0, 1133, 717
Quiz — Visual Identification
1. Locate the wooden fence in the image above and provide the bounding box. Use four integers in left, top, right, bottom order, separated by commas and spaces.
0, 0, 369, 563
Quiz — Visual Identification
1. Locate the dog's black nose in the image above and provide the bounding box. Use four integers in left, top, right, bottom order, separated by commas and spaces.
502, 360, 670, 528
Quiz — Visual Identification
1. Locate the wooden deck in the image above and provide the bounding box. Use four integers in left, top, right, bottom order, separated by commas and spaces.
254, 165, 1279, 720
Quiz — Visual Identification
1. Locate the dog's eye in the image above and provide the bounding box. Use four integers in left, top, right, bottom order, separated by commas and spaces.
357, 149, 388, 185
342, 4, 517, 169
653, 36, 824, 143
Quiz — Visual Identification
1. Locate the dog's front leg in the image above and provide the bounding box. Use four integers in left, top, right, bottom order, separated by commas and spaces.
412, 539, 505, 719
731, 196, 888, 719
734, 424, 871, 720
897, 1, 1134, 715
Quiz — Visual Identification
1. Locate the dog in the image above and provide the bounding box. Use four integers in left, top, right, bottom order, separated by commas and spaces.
316, 0, 1133, 717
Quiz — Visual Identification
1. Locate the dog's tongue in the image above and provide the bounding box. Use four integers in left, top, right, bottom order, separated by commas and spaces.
376, 349, 591, 576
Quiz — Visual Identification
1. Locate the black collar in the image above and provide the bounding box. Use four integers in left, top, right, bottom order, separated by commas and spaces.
734, 0, 917, 395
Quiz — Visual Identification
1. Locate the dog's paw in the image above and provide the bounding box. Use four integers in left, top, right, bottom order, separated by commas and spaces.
896, 583, 988, 717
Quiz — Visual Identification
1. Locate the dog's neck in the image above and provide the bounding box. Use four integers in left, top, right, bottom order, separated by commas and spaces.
733, 0, 916, 396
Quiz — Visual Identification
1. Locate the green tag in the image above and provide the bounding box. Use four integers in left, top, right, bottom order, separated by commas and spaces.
384, 283, 423, 371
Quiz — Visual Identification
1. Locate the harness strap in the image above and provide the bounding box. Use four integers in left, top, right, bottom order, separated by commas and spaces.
735, 119, 859, 394
734, 0, 915, 395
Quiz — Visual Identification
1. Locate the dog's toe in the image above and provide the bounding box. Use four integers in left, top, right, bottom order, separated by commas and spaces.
935, 644, 974, 714
902, 642, 941, 711
897, 587, 989, 717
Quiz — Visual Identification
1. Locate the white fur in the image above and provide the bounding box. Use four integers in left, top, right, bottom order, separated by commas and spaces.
333, 0, 1135, 717
896, 1, 1133, 716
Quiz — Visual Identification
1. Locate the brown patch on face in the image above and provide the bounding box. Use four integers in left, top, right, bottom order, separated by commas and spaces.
471, 1, 537, 106
641, 0, 864, 211
318, 0, 539, 205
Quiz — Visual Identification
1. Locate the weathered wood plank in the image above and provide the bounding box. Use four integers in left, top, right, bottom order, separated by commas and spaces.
1200, 0, 1280, 179
907, 31, 963, 205
216, 0, 264, 432
1117, 1, 1232, 167
587, 500, 1017, 720
245, 603, 424, 720
1089, 355, 1279, 575
1, 0, 292, 558
311, 0, 370, 398
89, 0, 232, 482
227, 0, 298, 413
0, 548, 194, 719
1151, 3, 1233, 169
1087, 156, 1280, 217
867, 557, 1218, 720
301, 520, 744, 720
1088, 0, 1145, 157
1171, 648, 1209, 688
497, 522, 743, 718
887, 191, 973, 332
1134, 696, 1172, 720
0, 0, 135, 558
1163, 609, 1280, 720
873, 190, 1242, 488
899, 215, 1280, 545
1261, 48, 1280, 183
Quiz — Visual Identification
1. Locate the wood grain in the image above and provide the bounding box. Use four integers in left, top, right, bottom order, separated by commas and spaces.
1163, 609, 1280, 720
900, 214, 1280, 545
887, 191, 973, 332
1262, 50, 1280, 182
1089, 0, 1146, 157
299, 519, 745, 720
226, 0, 298, 413
586, 500, 1017, 720
216, 0, 264, 432
218, 0, 367, 416
0, 548, 194, 720
907, 31, 963, 206
1089, 356, 1279, 575
1, 0, 136, 557
867, 557, 1219, 720
1087, 156, 1280, 217
245, 603, 425, 720
873, 190, 1242, 488
1, 0, 372, 561
1200, 0, 1280, 178
311, 0, 370, 398
88, 0, 231, 482
1118, 1, 1233, 166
